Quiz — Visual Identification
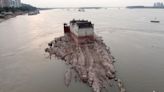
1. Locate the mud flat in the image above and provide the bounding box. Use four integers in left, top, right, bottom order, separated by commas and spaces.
45, 34, 125, 92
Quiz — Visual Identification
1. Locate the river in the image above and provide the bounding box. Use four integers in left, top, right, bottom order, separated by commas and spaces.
0, 9, 164, 92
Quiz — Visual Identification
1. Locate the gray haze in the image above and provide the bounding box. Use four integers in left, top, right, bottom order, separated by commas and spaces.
22, 0, 164, 7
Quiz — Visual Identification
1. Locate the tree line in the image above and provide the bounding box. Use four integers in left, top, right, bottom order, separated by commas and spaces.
0, 4, 37, 13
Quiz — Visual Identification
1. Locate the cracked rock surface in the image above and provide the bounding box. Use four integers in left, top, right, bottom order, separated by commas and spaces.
45, 34, 125, 92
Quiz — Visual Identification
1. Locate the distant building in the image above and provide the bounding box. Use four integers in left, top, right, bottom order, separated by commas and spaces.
8, 0, 21, 7
154, 2, 164, 8
64, 19, 95, 44
0, 0, 21, 8
0, 0, 4, 8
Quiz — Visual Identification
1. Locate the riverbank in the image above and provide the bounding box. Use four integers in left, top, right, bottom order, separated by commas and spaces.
0, 13, 24, 23
0, 3, 38, 23
0, 11, 26, 23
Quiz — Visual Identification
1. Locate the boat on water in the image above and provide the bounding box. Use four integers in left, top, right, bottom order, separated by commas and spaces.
150, 20, 160, 23
78, 9, 85, 12
150, 18, 160, 23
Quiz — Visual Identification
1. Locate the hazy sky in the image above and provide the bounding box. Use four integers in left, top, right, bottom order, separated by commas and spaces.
22, 0, 164, 7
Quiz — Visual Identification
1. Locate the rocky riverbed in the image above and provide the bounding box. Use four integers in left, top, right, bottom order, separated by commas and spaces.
45, 34, 126, 92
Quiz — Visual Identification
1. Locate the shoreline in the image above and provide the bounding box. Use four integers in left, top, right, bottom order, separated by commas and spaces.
0, 11, 26, 23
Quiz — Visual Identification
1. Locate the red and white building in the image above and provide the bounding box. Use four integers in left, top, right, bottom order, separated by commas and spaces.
64, 19, 95, 44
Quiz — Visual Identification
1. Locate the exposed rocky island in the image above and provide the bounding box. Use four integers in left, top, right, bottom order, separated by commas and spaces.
45, 20, 126, 92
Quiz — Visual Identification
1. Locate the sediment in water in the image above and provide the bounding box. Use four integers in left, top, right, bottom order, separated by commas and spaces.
45, 34, 125, 92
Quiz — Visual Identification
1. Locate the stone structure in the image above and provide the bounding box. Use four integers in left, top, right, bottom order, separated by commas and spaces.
64, 19, 95, 44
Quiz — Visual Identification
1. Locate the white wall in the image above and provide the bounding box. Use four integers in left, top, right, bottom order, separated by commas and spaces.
70, 24, 79, 36
70, 23, 94, 37
78, 28, 94, 37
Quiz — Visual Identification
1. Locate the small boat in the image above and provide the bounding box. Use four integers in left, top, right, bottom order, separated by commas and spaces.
150, 17, 160, 23
150, 20, 160, 23
78, 9, 85, 12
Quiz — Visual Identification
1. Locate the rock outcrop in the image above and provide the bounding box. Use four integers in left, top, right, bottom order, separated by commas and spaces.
45, 34, 125, 92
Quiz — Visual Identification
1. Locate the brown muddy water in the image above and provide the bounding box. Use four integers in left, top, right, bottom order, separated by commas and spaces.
0, 9, 164, 92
